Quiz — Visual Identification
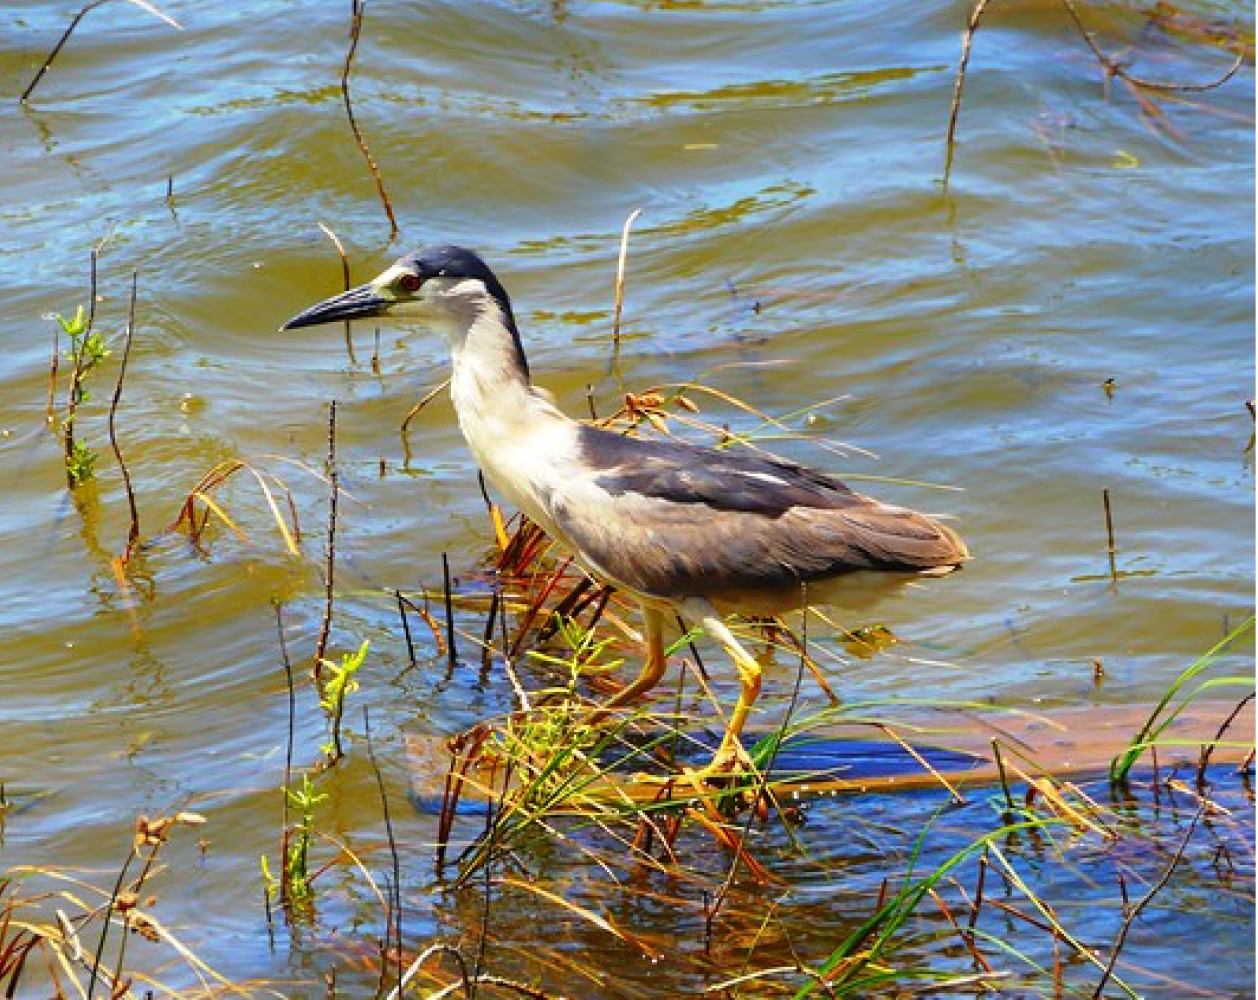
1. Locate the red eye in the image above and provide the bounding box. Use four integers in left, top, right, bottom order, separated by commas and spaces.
398, 273, 422, 293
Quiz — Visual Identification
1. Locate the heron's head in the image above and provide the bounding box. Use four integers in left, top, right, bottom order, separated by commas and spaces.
282, 244, 518, 341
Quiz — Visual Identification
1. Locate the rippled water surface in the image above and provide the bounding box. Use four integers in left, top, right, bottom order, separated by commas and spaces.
0, 1, 1253, 997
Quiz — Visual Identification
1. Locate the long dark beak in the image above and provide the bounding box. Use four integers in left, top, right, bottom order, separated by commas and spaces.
282, 283, 390, 330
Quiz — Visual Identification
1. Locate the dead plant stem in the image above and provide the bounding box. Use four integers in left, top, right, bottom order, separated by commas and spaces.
340, 0, 399, 239
610, 208, 643, 390
108, 270, 141, 561
314, 400, 339, 680
317, 222, 358, 364
943, 0, 994, 186
20, 0, 181, 104
442, 553, 458, 670
1092, 804, 1206, 998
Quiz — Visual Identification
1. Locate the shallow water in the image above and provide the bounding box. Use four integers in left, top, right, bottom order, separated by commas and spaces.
0, 1, 1252, 996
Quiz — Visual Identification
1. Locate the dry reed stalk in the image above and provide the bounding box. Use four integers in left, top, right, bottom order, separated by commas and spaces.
313, 400, 340, 680
317, 221, 358, 364
610, 207, 643, 388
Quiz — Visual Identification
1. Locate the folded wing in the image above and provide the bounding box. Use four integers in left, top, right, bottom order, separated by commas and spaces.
545, 427, 969, 601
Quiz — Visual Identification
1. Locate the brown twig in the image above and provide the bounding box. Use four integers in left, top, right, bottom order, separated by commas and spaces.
400, 377, 452, 461
480, 581, 500, 672
1091, 804, 1205, 998
46, 322, 60, 427
1102, 487, 1117, 582
441, 553, 458, 670
1237, 747, 1255, 775
991, 738, 1015, 819
943, 0, 995, 187
1058, 0, 1246, 94
395, 589, 417, 669
1195, 693, 1254, 786
340, 0, 398, 240
108, 270, 141, 562
929, 888, 993, 974
19, 0, 182, 105
313, 401, 339, 680
944, 0, 1245, 185
317, 222, 357, 364
967, 851, 989, 933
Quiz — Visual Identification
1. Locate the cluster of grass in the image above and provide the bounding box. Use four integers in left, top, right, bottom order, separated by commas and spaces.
0, 811, 231, 998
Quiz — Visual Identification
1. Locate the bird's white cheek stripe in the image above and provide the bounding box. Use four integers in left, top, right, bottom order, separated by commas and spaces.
372, 264, 410, 300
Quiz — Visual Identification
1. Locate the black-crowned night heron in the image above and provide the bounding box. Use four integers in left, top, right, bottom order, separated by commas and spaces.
284, 246, 969, 775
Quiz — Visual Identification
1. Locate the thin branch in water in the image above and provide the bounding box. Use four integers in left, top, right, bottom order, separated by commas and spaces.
1196, 693, 1254, 786
1058, 0, 1246, 94
109, 270, 141, 562
340, 0, 399, 239
46, 322, 60, 426
1102, 486, 1118, 582
991, 738, 1015, 820
313, 400, 340, 680
943, 0, 1244, 186
317, 222, 358, 365
395, 589, 417, 669
400, 376, 452, 462
19, 0, 182, 105
1091, 804, 1206, 998
943, 0, 994, 187
441, 553, 458, 671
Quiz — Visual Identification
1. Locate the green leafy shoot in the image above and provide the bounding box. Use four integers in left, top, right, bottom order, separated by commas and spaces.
319, 639, 368, 762
282, 772, 328, 904
66, 439, 96, 486
527, 615, 624, 689
57, 305, 111, 386
1110, 616, 1255, 782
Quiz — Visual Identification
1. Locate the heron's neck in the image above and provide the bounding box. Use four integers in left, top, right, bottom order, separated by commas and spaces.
446, 305, 574, 526
448, 305, 538, 426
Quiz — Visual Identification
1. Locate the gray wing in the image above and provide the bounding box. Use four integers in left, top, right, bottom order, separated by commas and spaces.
546, 427, 969, 600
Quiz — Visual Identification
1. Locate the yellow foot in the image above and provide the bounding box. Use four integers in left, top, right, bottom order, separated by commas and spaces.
707, 741, 757, 777
632, 744, 759, 794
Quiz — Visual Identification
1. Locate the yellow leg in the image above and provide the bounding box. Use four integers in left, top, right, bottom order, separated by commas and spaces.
587, 602, 666, 724
699, 614, 763, 772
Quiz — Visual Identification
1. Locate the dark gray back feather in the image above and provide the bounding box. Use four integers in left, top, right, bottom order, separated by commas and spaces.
552, 428, 969, 601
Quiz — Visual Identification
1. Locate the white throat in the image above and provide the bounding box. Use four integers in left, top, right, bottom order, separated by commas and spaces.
442, 302, 578, 536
